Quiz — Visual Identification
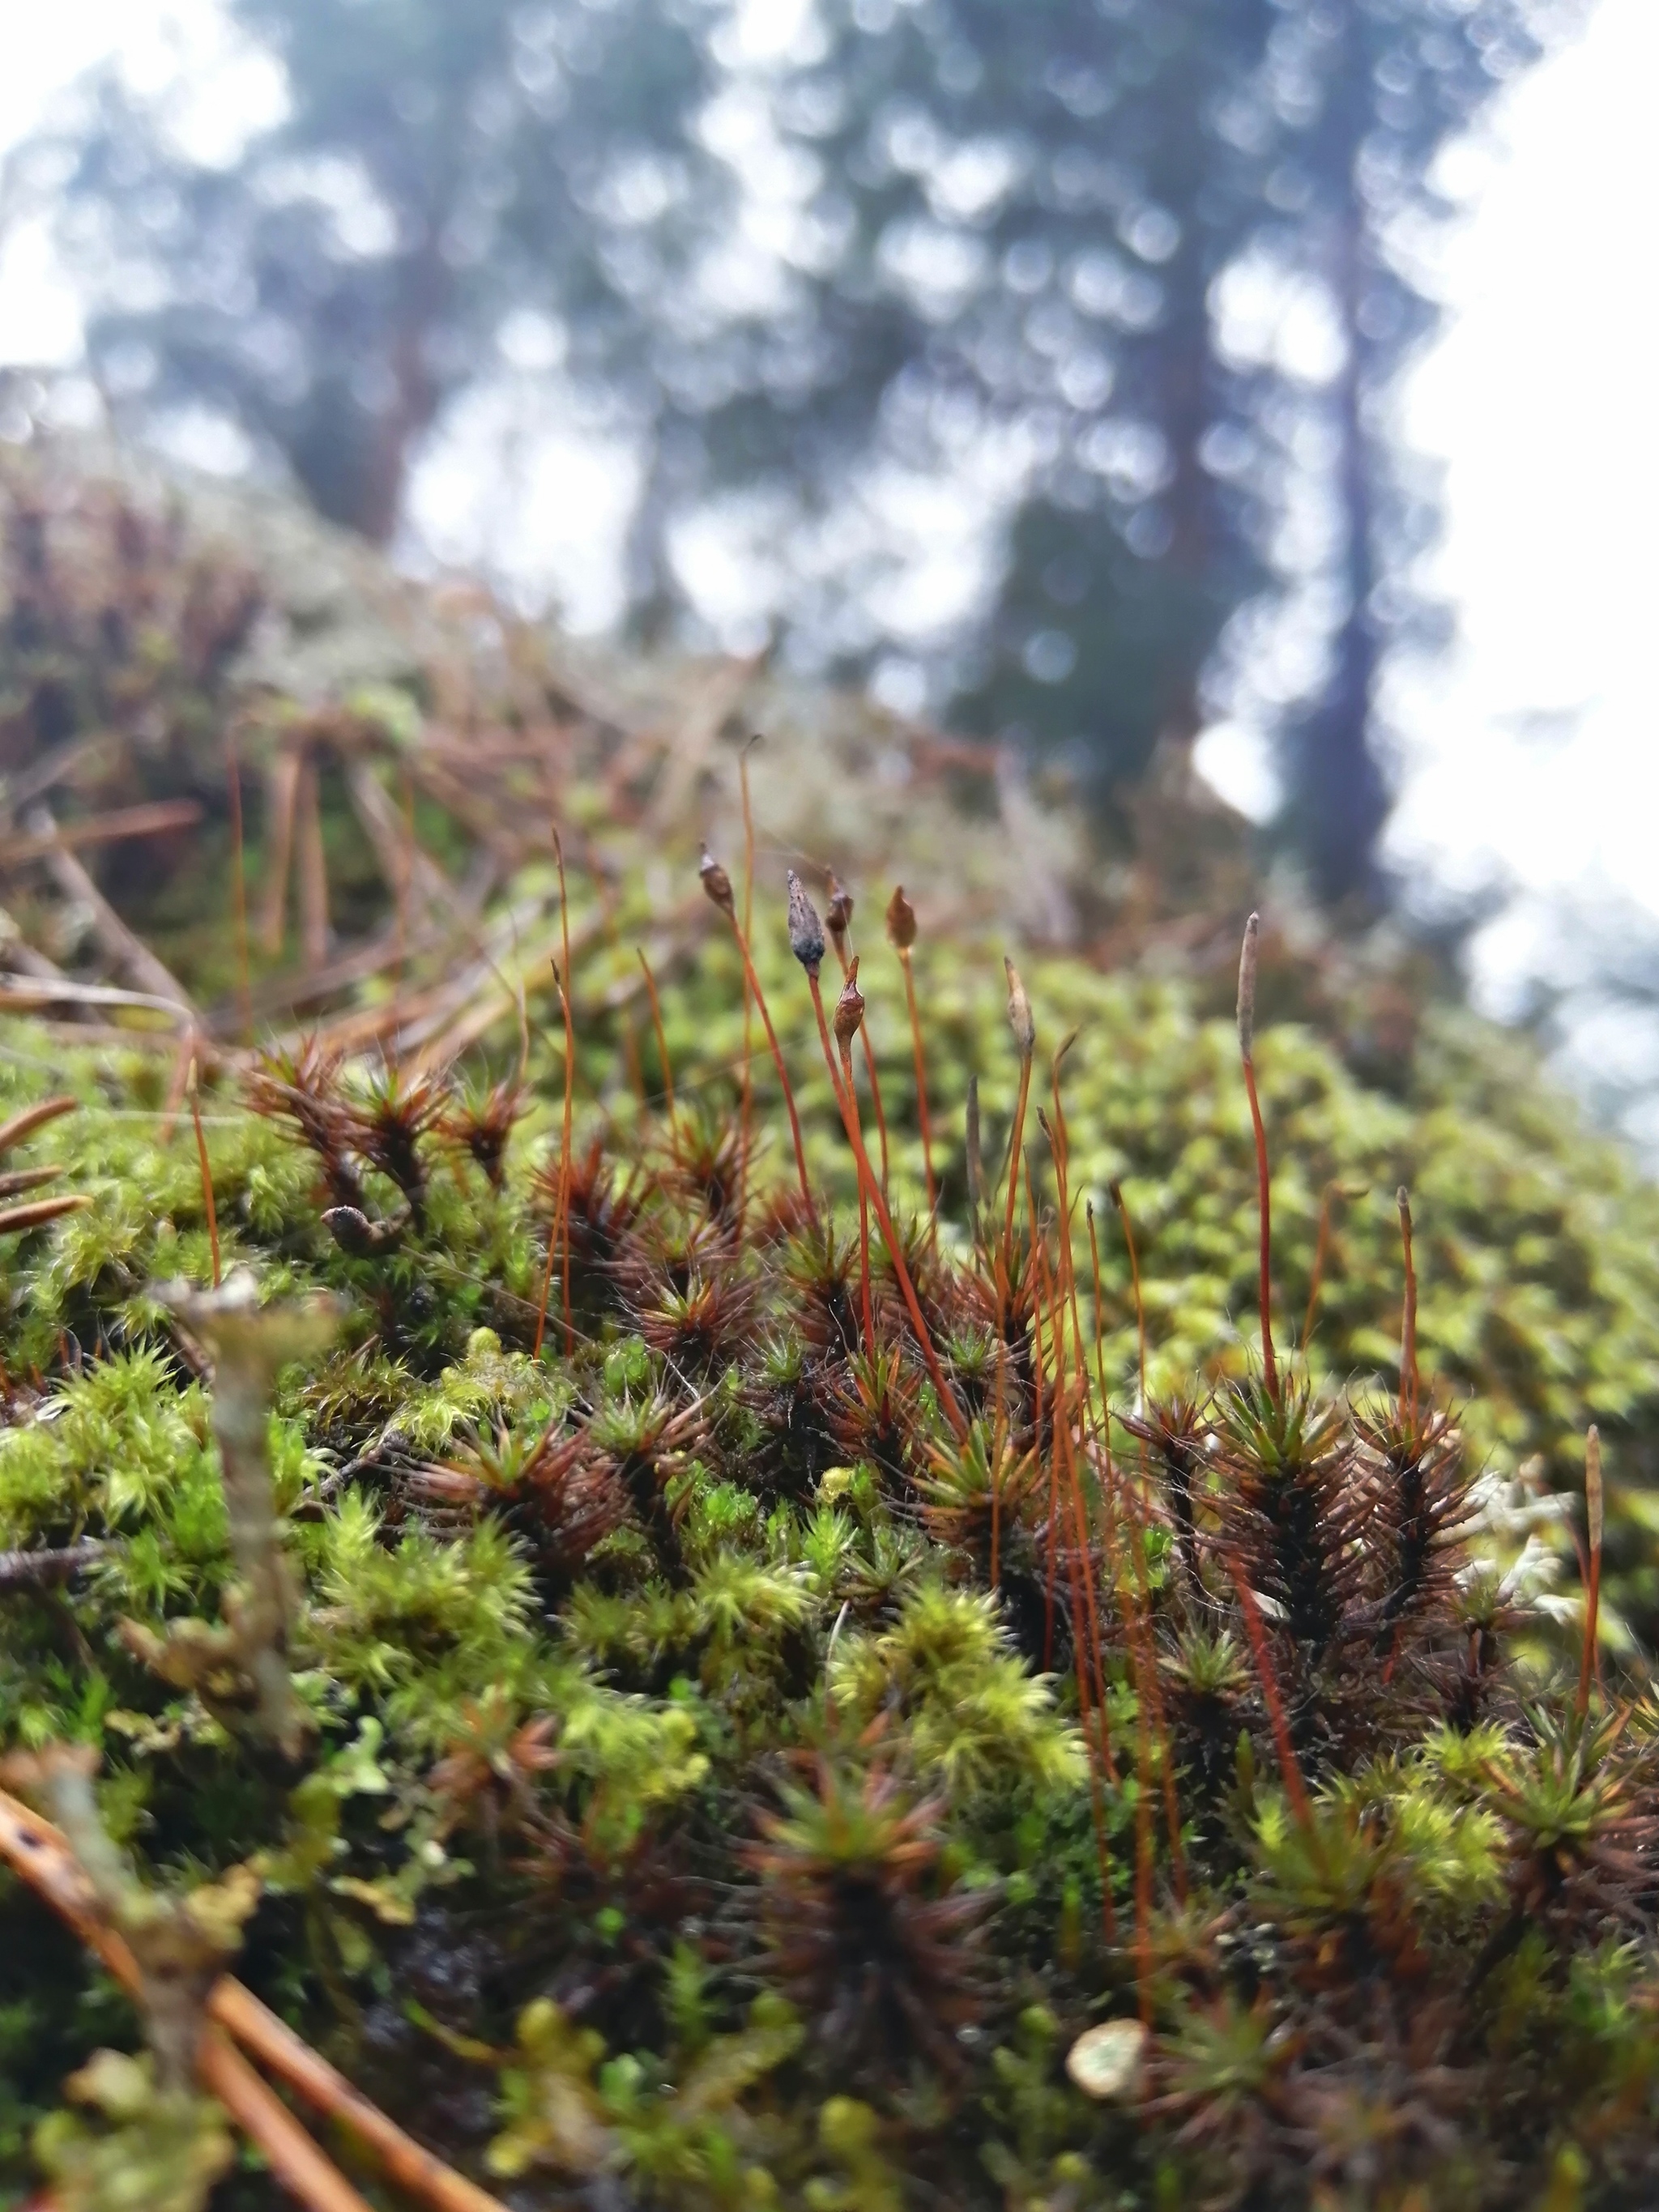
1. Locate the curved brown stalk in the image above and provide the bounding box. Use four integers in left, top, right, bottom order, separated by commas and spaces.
0, 1787, 506, 2212
0, 1097, 80, 1156
0, 1193, 89, 1237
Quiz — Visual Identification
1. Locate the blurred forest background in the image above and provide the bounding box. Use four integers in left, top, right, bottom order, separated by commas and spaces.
2, 0, 1657, 1136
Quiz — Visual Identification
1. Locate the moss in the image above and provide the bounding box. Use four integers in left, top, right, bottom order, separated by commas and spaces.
4, 901, 1659, 2212
10, 450, 1659, 2207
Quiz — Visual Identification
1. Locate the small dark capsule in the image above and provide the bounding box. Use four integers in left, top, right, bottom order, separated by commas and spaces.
787, 869, 825, 975
834, 957, 864, 1051
885, 884, 917, 952
825, 875, 855, 959
1004, 956, 1034, 1060
700, 850, 736, 918
1237, 910, 1260, 1063
323, 1204, 404, 1257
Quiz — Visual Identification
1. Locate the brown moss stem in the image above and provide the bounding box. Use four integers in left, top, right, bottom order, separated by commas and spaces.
1577, 1424, 1603, 1724
1111, 1178, 1146, 1410
1397, 1184, 1418, 1428
637, 948, 676, 1129
738, 744, 758, 1234
889, 887, 938, 1214
808, 968, 966, 1441
1238, 914, 1277, 1403
225, 731, 251, 1042
188, 1057, 221, 1289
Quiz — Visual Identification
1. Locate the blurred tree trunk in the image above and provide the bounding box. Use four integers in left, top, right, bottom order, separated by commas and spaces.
1290, 9, 1389, 904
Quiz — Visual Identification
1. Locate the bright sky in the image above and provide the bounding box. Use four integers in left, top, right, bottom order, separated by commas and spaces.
4, 0, 1657, 1032
1388, 0, 1659, 1018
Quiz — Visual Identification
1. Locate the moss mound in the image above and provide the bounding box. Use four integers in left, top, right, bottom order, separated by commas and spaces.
3, 441, 1659, 2208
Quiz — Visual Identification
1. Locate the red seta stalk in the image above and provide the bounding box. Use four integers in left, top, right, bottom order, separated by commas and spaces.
1029, 1130, 1064, 1677
737, 743, 758, 1234
1397, 1184, 1418, 1428
225, 732, 251, 1042
1111, 1178, 1147, 1410
791, 876, 966, 1442
1238, 913, 1277, 1404
534, 832, 577, 1359
1031, 1222, 1120, 1937
188, 1055, 221, 1289
833, 959, 875, 1352
553, 836, 576, 1354
1225, 1550, 1312, 1832
826, 877, 890, 1195
1302, 1179, 1337, 1352
1577, 1424, 1604, 1724
637, 949, 676, 1131
886, 887, 937, 1216
703, 852, 817, 1225
1001, 958, 1035, 1294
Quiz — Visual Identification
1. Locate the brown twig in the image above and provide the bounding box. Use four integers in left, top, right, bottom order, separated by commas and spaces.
207, 1982, 508, 2212
202, 2034, 375, 2212
28, 807, 196, 1013
0, 1096, 79, 1157
0, 1164, 66, 1202
0, 1788, 506, 2212
0, 1192, 90, 1236
0, 1541, 108, 1591
0, 978, 192, 1024
0, 799, 203, 871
